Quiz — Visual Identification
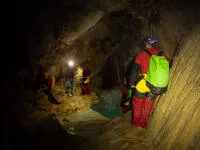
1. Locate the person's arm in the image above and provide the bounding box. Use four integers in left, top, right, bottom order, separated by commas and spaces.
127, 52, 143, 87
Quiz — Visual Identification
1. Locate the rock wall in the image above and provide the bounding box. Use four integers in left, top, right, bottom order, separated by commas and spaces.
39, 9, 143, 90
147, 23, 200, 150
138, 2, 200, 149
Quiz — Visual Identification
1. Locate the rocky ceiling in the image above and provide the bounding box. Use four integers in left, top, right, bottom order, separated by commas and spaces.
22, 0, 199, 89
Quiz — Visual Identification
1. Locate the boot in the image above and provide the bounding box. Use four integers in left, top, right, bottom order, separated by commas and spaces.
68, 93, 73, 96
68, 88, 73, 96
132, 96, 144, 126
140, 98, 155, 128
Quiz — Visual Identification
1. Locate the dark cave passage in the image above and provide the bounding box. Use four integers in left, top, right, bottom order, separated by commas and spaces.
3, 0, 200, 150
101, 57, 119, 89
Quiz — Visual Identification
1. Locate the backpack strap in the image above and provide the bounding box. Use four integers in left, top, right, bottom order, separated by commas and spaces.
158, 51, 163, 56
143, 49, 152, 56
144, 49, 163, 56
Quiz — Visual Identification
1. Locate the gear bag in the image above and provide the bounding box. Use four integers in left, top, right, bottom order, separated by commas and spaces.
126, 58, 141, 84
144, 49, 169, 95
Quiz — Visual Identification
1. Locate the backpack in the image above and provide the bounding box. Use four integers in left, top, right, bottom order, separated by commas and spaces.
144, 49, 169, 95
126, 56, 141, 84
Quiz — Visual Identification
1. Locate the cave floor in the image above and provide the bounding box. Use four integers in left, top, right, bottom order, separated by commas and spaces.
3, 88, 153, 150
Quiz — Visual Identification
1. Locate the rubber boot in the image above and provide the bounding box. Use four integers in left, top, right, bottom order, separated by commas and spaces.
132, 96, 144, 126
68, 88, 72, 96
140, 98, 155, 128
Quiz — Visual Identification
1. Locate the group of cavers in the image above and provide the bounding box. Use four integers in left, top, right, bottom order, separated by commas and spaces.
32, 61, 91, 104
33, 35, 170, 128
120, 35, 170, 128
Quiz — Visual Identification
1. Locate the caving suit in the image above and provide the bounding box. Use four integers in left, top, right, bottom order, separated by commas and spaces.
132, 48, 170, 128
82, 67, 91, 95
120, 78, 132, 113
66, 68, 74, 96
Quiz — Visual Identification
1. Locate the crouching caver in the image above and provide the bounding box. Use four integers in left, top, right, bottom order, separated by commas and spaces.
81, 62, 91, 95
120, 77, 132, 114
128, 35, 170, 128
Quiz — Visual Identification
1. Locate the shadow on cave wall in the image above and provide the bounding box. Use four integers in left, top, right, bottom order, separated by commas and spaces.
97, 10, 143, 89
101, 57, 118, 89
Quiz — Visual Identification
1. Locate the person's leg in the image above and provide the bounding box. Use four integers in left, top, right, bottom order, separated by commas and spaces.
81, 83, 88, 95
85, 83, 89, 94
67, 80, 73, 96
71, 80, 74, 94
65, 80, 68, 94
132, 97, 143, 126
140, 92, 157, 128
132, 90, 146, 126
132, 77, 151, 126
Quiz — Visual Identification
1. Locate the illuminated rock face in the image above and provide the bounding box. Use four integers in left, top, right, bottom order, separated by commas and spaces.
147, 24, 200, 150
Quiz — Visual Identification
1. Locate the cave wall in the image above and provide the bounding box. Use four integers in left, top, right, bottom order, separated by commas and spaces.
25, 0, 200, 91
38, 9, 143, 90
137, 2, 200, 149
25, 0, 199, 87
73, 11, 143, 89
37, 0, 195, 90
147, 23, 200, 150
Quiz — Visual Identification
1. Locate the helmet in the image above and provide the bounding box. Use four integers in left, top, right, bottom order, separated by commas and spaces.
145, 35, 159, 45
67, 60, 74, 68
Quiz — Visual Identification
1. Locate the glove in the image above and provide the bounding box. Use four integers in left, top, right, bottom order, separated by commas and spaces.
84, 77, 90, 84
128, 81, 136, 88
124, 97, 131, 106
